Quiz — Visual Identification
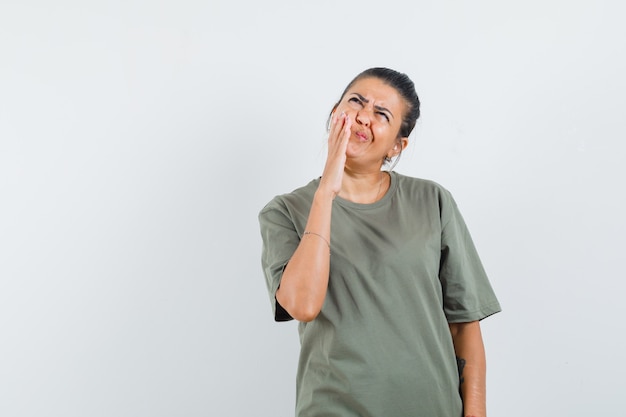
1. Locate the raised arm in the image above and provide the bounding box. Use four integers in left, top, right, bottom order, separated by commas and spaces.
276, 113, 351, 322
449, 320, 488, 417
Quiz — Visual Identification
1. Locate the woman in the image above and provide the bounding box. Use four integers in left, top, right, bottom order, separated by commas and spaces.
259, 67, 500, 417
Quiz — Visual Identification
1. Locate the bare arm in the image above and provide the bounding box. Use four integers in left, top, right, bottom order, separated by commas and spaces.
275, 113, 351, 322
449, 321, 487, 417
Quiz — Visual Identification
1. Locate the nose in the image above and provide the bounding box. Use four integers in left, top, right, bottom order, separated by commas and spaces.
355, 108, 371, 127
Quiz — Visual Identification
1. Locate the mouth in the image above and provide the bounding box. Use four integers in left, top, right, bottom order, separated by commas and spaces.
353, 130, 369, 142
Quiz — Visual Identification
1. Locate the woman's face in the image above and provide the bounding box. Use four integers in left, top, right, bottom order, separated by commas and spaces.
335, 77, 408, 169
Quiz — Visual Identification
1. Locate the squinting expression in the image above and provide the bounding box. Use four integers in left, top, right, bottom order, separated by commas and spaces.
335, 77, 407, 166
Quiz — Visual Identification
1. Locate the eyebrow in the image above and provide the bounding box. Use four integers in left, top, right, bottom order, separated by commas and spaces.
351, 93, 394, 119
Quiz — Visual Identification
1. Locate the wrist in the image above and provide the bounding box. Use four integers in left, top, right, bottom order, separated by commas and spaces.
314, 187, 337, 202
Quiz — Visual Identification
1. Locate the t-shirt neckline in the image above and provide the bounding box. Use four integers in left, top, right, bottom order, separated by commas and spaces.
334, 171, 398, 210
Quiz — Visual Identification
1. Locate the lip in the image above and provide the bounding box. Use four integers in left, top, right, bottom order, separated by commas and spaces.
354, 130, 369, 142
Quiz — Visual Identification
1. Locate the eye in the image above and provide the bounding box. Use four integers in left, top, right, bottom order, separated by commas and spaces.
377, 112, 390, 122
348, 97, 362, 106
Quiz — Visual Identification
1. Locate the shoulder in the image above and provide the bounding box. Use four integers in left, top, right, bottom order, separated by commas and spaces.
259, 177, 320, 217
393, 172, 455, 204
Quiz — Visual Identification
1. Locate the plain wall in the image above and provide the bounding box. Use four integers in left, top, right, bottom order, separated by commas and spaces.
1, 0, 625, 416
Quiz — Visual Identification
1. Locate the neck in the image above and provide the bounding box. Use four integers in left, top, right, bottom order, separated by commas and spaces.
338, 168, 389, 204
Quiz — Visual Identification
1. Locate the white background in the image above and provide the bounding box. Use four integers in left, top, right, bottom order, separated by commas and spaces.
1, 1, 625, 416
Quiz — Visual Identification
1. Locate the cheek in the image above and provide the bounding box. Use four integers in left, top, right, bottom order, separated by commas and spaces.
333, 104, 351, 119
372, 125, 393, 141
342, 104, 358, 117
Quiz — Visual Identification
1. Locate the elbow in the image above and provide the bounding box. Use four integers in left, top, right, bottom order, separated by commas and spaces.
283, 301, 321, 322
276, 289, 322, 322
291, 307, 321, 322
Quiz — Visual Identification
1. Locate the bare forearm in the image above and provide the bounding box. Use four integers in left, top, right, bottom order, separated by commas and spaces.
277, 112, 351, 322
449, 321, 487, 417
276, 189, 334, 322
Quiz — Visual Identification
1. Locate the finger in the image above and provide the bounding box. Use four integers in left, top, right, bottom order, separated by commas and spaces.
328, 111, 346, 143
328, 114, 350, 154
341, 115, 352, 144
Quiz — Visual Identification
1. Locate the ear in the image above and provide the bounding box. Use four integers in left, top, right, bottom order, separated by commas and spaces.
388, 137, 409, 158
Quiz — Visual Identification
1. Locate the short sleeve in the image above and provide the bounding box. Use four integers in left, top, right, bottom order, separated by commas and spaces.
438, 190, 501, 323
258, 199, 300, 322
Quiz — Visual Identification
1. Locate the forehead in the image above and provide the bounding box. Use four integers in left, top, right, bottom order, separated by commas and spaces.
345, 77, 405, 110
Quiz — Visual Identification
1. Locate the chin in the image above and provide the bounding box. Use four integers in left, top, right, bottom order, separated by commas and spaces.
346, 142, 369, 157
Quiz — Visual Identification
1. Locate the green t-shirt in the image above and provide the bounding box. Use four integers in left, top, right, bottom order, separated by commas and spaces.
259, 172, 501, 417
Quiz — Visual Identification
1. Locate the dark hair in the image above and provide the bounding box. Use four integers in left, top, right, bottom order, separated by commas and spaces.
329, 67, 421, 139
